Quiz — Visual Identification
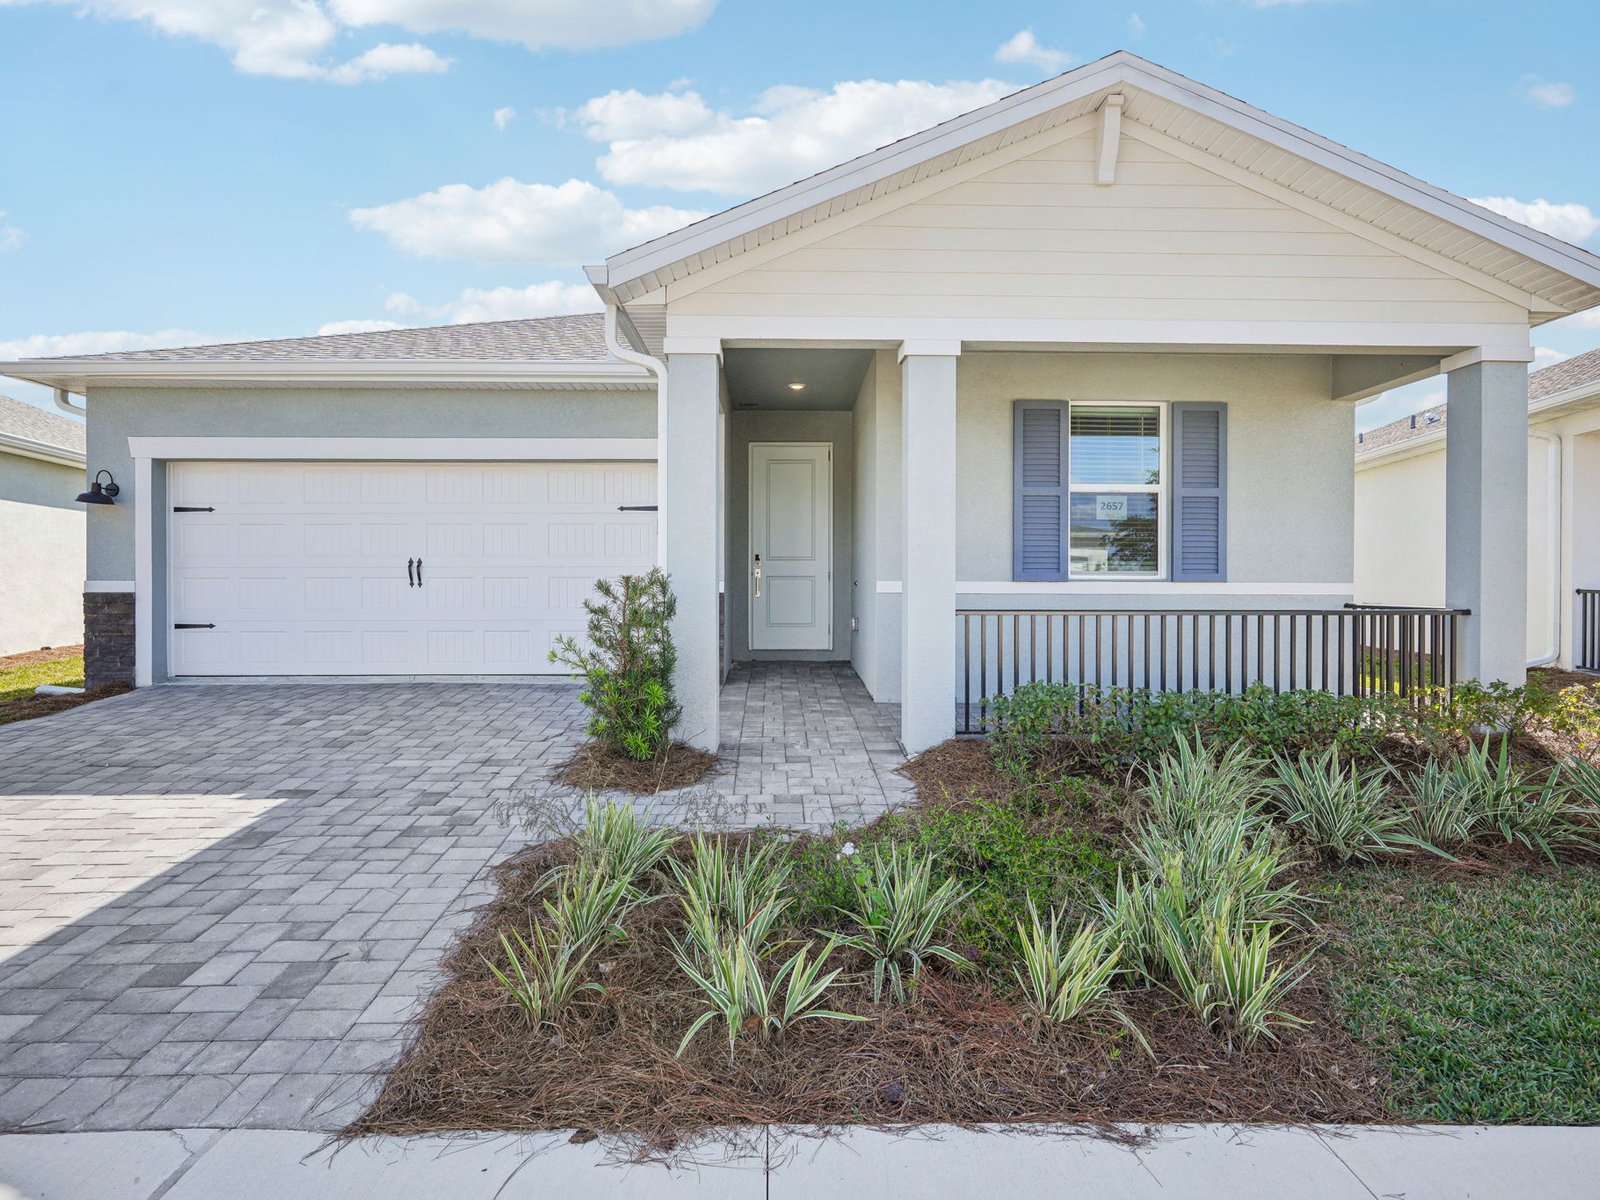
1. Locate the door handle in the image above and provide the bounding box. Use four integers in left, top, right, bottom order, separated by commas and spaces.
753, 553, 762, 599
407, 558, 415, 588
416, 558, 423, 587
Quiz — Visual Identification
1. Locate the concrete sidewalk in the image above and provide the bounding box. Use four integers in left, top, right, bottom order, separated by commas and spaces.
3, 1123, 1597, 1199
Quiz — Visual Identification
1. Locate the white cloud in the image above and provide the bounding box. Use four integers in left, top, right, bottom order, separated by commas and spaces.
0, 0, 714, 81
1521, 76, 1575, 108
1469, 196, 1600, 243
0, 213, 22, 252
493, 106, 517, 131
325, 42, 448, 84
349, 178, 707, 264
578, 78, 1014, 195
0, 329, 225, 358
386, 281, 600, 323
1128, 13, 1146, 37
1533, 346, 1570, 368
993, 30, 1070, 74
315, 319, 407, 335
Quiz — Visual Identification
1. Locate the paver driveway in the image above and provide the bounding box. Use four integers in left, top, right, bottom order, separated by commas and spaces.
0, 666, 907, 1133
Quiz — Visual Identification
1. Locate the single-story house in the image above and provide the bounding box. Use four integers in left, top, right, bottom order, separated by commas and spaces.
1356, 348, 1600, 673
0, 394, 86, 657
7, 52, 1600, 752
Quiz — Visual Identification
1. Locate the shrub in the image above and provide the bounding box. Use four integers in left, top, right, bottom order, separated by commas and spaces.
1013, 902, 1140, 1042
671, 834, 793, 955
485, 923, 601, 1029
551, 568, 680, 761
1270, 747, 1410, 862
544, 864, 638, 948
568, 794, 677, 890
835, 844, 972, 1002
674, 934, 862, 1057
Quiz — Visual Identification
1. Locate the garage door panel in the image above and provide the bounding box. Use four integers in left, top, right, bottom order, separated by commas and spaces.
168, 460, 656, 677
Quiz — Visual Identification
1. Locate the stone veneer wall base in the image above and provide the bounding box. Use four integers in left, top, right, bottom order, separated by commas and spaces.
84, 591, 135, 688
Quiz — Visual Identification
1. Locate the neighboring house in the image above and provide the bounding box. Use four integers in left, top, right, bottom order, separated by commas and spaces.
0, 394, 86, 656
1356, 348, 1600, 673
6, 52, 1600, 751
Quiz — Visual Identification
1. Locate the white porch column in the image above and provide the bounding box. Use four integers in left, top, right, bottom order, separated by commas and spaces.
899, 344, 959, 753
1445, 353, 1530, 686
663, 351, 721, 752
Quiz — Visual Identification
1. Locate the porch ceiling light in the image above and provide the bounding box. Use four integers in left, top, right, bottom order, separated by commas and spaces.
76, 470, 120, 505
787, 382, 806, 391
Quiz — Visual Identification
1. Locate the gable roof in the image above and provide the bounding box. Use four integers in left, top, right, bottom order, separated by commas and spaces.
590, 51, 1600, 319
0, 393, 86, 466
0, 313, 650, 392
1356, 347, 1600, 458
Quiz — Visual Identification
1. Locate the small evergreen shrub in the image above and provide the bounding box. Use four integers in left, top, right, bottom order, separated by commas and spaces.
551, 568, 680, 761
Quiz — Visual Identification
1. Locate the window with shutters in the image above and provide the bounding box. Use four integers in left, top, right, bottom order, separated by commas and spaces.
1012, 399, 1224, 583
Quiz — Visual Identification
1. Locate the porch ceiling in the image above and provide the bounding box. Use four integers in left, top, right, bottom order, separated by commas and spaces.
723, 347, 872, 411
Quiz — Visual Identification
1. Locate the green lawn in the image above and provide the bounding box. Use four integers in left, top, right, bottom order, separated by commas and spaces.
1320, 864, 1600, 1124
0, 654, 86, 711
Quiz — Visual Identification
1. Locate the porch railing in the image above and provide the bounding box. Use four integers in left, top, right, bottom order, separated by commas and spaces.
1578, 589, 1600, 672
956, 603, 1467, 734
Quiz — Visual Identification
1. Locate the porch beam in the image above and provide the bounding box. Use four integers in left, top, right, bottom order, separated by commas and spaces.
900, 348, 959, 754
663, 352, 722, 752
1445, 354, 1530, 686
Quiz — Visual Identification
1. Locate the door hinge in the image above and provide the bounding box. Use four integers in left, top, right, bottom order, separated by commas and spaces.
618, 504, 658, 511
173, 623, 215, 630
172, 506, 215, 513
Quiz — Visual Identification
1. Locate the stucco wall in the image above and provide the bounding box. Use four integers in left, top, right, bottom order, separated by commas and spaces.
725, 409, 853, 661
851, 351, 903, 700
82, 385, 657, 583
0, 450, 86, 654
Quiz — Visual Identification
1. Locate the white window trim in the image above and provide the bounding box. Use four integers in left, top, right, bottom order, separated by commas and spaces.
1064, 399, 1167, 583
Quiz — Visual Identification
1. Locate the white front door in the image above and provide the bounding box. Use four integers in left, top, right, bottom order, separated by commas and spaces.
166, 460, 656, 676
748, 442, 832, 651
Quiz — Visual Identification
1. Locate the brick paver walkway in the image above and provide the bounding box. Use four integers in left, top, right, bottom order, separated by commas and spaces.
0, 665, 905, 1132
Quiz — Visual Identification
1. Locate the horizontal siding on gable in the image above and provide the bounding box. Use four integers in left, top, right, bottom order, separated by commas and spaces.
669, 127, 1528, 327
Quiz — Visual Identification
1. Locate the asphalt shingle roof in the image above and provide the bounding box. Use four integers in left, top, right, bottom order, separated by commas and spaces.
1357, 347, 1600, 454
43, 313, 612, 364
0, 393, 86, 455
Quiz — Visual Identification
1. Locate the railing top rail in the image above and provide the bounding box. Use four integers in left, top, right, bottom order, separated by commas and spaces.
1577, 588, 1600, 595
955, 606, 1465, 617
1342, 603, 1471, 615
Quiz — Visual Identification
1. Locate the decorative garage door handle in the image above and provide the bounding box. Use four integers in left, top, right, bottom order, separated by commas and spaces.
416, 558, 423, 586
407, 558, 416, 588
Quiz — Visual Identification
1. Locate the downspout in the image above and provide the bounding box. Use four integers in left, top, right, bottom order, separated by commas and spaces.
54, 387, 86, 416
1528, 429, 1562, 668
599, 301, 669, 565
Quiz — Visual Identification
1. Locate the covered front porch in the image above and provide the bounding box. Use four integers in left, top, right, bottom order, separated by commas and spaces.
663, 342, 1531, 754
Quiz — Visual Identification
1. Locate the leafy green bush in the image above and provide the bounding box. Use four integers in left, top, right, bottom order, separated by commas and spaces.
989, 681, 1411, 778
551, 568, 680, 761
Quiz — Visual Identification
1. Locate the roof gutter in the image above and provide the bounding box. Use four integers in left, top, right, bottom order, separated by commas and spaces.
0, 358, 653, 391
0, 428, 85, 469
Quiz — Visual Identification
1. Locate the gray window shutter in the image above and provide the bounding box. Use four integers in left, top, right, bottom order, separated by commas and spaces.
1013, 400, 1069, 581
1171, 403, 1227, 581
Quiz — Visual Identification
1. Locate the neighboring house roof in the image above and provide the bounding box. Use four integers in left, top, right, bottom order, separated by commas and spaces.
0, 393, 86, 467
1356, 347, 1600, 459
591, 51, 1600, 319
0, 313, 650, 392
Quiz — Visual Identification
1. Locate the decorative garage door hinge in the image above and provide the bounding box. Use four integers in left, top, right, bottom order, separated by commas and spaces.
172, 506, 215, 512
173, 623, 215, 629
618, 504, 658, 511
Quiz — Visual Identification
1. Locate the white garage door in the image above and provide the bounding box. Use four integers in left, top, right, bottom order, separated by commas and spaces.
167, 460, 656, 676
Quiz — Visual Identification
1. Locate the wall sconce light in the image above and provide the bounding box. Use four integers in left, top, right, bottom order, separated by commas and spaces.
76, 470, 120, 506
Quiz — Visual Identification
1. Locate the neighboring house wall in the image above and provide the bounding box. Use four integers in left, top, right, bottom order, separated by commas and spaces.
1355, 407, 1600, 669
665, 124, 1524, 332
83, 384, 657, 683
723, 408, 853, 662
0, 450, 86, 655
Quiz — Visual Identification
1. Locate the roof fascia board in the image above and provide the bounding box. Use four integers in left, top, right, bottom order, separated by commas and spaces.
1, 359, 653, 390
1121, 123, 1542, 313
602, 59, 1131, 286
1356, 382, 1600, 467
658, 112, 1098, 305
1123, 59, 1600, 289
0, 430, 85, 468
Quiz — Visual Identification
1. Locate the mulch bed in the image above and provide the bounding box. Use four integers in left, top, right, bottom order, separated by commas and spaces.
0, 682, 132, 726
553, 741, 720, 795
347, 831, 1389, 1150
0, 643, 83, 671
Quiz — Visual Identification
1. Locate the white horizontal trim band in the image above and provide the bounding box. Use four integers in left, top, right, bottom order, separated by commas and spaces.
85, 580, 135, 592
126, 437, 658, 461
876, 581, 1354, 596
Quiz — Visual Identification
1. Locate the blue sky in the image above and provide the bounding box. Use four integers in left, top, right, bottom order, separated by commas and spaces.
1, 0, 1596, 428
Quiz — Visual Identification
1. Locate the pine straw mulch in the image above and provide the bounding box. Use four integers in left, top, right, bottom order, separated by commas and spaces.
345, 835, 1390, 1151
0, 682, 133, 726
552, 740, 720, 795
0, 643, 83, 670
